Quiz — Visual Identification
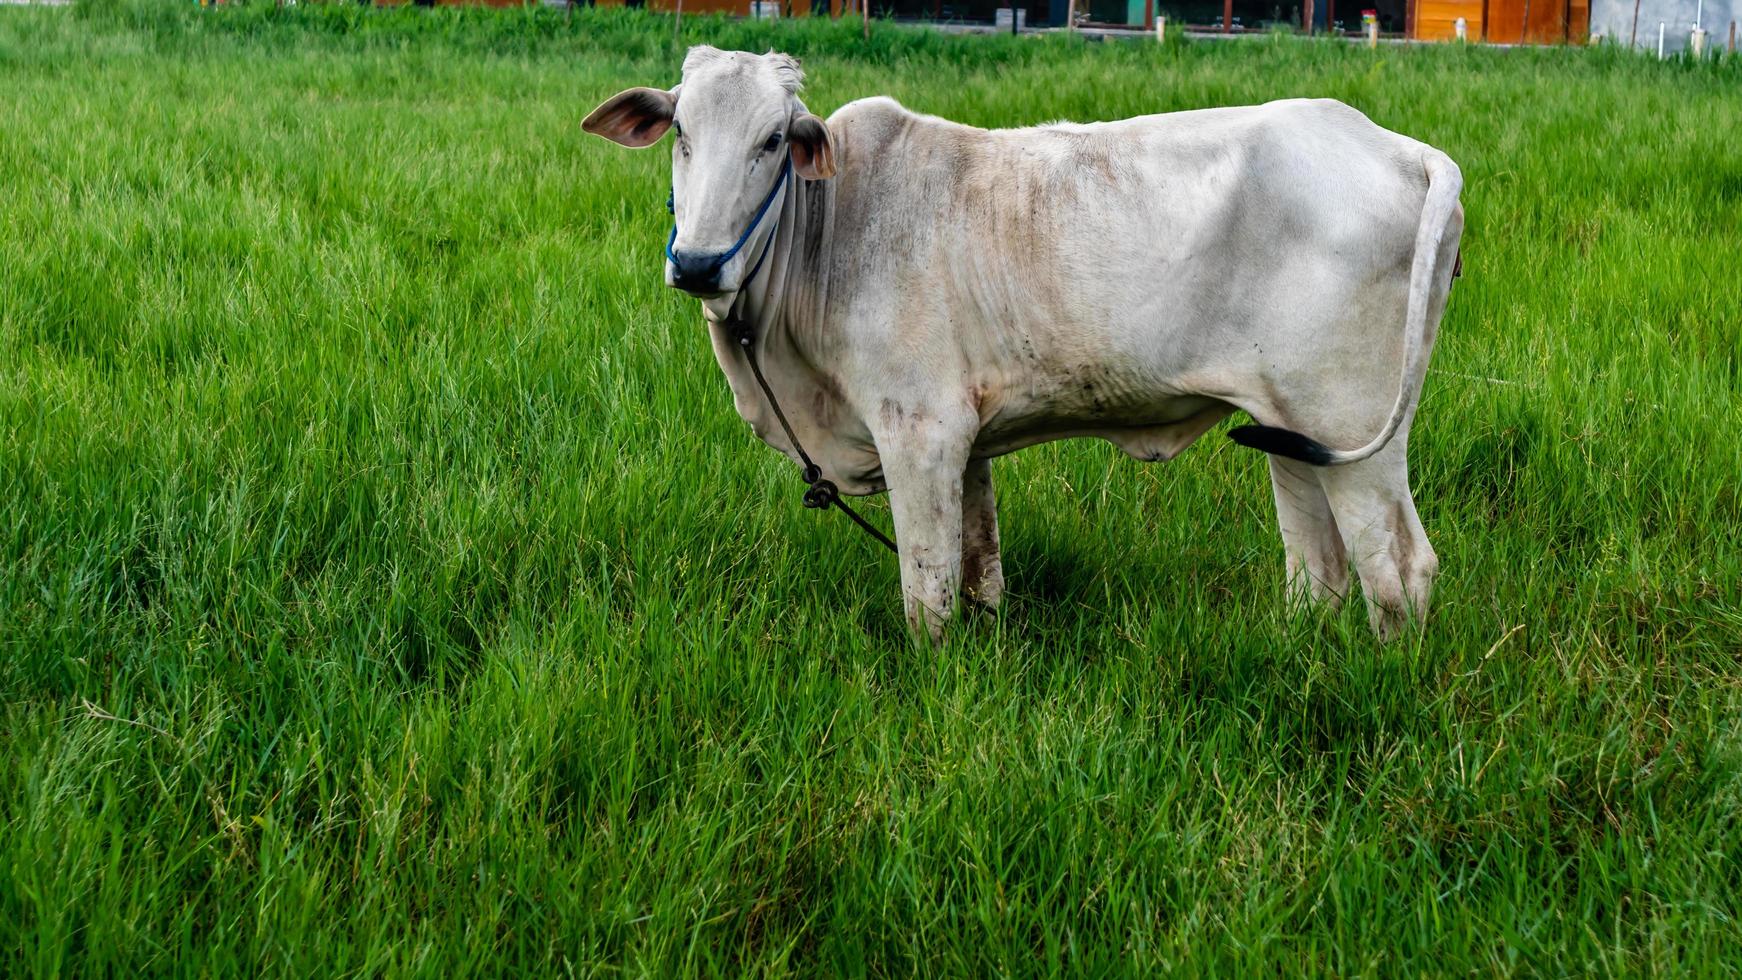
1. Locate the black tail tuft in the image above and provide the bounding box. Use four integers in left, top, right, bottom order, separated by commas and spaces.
1226, 425, 1336, 466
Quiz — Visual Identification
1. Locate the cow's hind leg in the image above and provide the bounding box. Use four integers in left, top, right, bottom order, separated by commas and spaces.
961, 457, 1003, 611
1314, 439, 1437, 639
1268, 456, 1348, 610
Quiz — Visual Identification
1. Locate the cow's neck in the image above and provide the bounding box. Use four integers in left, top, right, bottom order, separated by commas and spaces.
704, 164, 828, 351
699, 169, 843, 469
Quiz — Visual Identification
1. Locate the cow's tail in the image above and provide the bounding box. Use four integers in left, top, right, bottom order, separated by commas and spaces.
1227, 151, 1463, 467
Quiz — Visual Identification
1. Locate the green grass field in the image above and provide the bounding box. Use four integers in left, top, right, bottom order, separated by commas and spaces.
2, 3, 1739, 974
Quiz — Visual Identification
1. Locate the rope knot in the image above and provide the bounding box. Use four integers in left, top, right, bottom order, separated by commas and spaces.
802, 478, 837, 510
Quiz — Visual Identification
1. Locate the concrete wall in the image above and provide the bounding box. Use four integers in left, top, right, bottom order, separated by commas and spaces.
1590, 0, 1739, 51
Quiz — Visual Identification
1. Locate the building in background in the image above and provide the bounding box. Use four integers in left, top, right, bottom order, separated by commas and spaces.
507, 0, 1739, 48
581, 0, 894, 16
1410, 0, 1588, 41
1589, 0, 1738, 50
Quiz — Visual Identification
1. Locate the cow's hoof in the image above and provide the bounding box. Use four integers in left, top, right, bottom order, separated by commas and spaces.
906, 622, 948, 647
1367, 605, 1426, 642
904, 605, 952, 646
963, 582, 1003, 614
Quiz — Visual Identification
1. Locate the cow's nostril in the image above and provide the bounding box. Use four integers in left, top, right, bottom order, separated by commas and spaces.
669, 250, 727, 291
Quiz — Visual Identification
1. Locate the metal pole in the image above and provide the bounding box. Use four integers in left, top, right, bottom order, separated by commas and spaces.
1520, 0, 1531, 43
1066, 0, 1077, 30
1222, 0, 1233, 31
1629, 0, 1640, 45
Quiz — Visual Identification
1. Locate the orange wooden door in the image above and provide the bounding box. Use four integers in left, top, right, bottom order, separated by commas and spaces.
1414, 0, 1481, 39
1483, 0, 1586, 42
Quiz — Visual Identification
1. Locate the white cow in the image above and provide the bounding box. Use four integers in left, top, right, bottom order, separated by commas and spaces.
584, 46, 1464, 642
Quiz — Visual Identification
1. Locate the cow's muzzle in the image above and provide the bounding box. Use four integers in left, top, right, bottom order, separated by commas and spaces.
668, 249, 729, 296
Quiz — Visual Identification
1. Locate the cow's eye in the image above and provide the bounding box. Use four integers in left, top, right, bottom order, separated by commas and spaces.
763, 132, 782, 153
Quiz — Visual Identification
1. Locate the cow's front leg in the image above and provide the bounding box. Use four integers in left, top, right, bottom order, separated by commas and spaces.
961, 456, 1003, 611
880, 415, 975, 643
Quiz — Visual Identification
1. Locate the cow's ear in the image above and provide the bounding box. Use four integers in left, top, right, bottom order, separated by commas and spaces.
789, 113, 836, 180
583, 87, 676, 148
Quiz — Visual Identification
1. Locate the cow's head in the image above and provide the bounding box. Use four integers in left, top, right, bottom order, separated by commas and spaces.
583, 47, 836, 298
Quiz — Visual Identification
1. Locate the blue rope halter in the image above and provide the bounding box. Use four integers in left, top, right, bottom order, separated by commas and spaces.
665, 155, 792, 288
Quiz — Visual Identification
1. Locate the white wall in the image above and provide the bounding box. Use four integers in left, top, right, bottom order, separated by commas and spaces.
1590, 0, 1740, 51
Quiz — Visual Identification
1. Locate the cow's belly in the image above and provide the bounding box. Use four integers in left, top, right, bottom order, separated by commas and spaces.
760, 387, 1230, 497
972, 386, 1231, 461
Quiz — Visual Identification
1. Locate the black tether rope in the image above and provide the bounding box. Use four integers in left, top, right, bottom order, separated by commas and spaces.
725, 317, 899, 554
